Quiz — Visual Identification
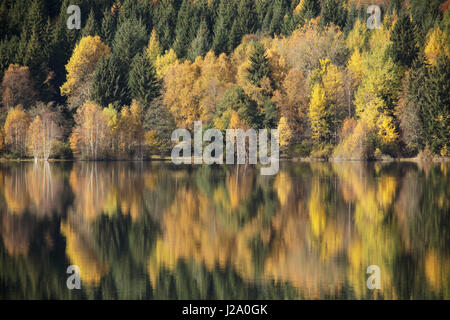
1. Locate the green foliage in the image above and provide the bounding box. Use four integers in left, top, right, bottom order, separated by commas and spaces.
128, 52, 161, 109
82, 9, 99, 37
263, 99, 278, 128
389, 13, 418, 68
0, 0, 447, 159
112, 18, 147, 66
91, 54, 129, 109
218, 86, 263, 129
416, 57, 450, 155
320, 0, 348, 30
187, 20, 211, 61
247, 42, 272, 88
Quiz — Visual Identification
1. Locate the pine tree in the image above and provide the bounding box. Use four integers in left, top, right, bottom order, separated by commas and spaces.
49, 0, 80, 99
390, 13, 418, 68
247, 42, 271, 87
128, 52, 161, 109
101, 6, 119, 47
269, 0, 285, 35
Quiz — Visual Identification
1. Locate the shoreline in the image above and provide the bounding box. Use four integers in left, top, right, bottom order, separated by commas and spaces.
1, 156, 449, 163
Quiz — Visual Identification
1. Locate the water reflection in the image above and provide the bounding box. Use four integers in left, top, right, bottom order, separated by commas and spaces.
0, 161, 448, 299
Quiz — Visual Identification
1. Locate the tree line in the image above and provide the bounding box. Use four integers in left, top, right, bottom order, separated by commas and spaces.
0, 0, 449, 160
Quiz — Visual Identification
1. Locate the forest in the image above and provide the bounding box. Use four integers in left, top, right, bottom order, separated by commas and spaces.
0, 0, 449, 160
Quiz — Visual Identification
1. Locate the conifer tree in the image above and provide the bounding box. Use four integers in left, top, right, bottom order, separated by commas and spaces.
101, 6, 119, 47
187, 20, 211, 61
112, 18, 147, 66
91, 54, 129, 109
173, 0, 194, 58
212, 0, 236, 54
320, 0, 347, 30
390, 13, 418, 68
247, 42, 271, 88
82, 9, 99, 37
128, 52, 161, 109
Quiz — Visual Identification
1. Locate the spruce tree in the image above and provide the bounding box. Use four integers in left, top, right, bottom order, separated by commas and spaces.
247, 42, 271, 88
82, 9, 99, 37
128, 52, 161, 109
232, 0, 258, 45
173, 0, 193, 58
419, 56, 450, 154
91, 54, 130, 109
297, 0, 321, 25
156, 0, 178, 50
112, 17, 148, 66
390, 13, 418, 68
187, 20, 211, 61
269, 0, 285, 35
212, 0, 236, 54
320, 0, 348, 30
263, 99, 278, 128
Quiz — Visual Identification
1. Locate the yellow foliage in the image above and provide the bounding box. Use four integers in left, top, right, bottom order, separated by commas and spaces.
309, 180, 326, 237
27, 116, 44, 159
377, 115, 399, 146
60, 36, 111, 96
274, 171, 292, 206
309, 84, 327, 142
347, 50, 363, 86
155, 48, 178, 79
147, 29, 162, 63
4, 105, 30, 156
424, 26, 450, 65
277, 116, 292, 148
61, 221, 109, 285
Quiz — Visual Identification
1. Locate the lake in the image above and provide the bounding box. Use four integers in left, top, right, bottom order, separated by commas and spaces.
0, 161, 448, 299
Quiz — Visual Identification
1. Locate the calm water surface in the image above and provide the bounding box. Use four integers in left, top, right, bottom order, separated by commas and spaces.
0, 161, 448, 299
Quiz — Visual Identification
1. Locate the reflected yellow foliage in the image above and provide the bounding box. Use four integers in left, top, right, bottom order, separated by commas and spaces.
61, 220, 109, 285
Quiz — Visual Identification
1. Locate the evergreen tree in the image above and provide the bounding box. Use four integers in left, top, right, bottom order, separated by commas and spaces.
212, 0, 236, 54
156, 0, 178, 50
247, 42, 271, 88
417, 56, 450, 155
91, 54, 129, 109
410, 0, 443, 42
390, 13, 418, 68
269, 0, 286, 35
112, 18, 148, 66
82, 9, 99, 37
320, 0, 348, 30
101, 6, 119, 47
0, 37, 19, 80
187, 20, 211, 61
387, 0, 402, 14
297, 0, 321, 25
263, 99, 278, 128
218, 86, 263, 129
128, 52, 161, 108
173, 0, 193, 58
229, 0, 258, 48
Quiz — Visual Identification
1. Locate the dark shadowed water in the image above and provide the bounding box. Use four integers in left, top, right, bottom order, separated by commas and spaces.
0, 161, 448, 299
